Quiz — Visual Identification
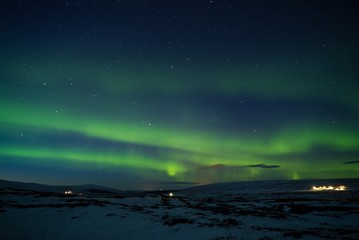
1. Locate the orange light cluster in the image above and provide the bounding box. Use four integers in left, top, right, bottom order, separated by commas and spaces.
311, 185, 346, 191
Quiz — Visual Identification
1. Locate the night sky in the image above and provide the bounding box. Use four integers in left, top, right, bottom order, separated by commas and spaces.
1, 1, 358, 190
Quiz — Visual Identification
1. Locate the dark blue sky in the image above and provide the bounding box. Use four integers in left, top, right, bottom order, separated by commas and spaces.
0, 0, 358, 189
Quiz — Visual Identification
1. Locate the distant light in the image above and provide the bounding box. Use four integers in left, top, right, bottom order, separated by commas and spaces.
311, 185, 346, 191
169, 192, 174, 197
334, 185, 346, 191
64, 190, 73, 195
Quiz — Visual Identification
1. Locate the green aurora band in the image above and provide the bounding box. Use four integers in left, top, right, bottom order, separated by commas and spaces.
1, 1, 358, 189
1, 98, 358, 183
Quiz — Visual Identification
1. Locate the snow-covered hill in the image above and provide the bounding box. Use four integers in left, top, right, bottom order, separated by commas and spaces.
1, 179, 358, 240
0, 179, 125, 196
182, 178, 359, 195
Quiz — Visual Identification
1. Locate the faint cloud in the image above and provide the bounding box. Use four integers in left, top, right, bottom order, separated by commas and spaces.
200, 163, 280, 170
342, 160, 359, 164
244, 164, 280, 169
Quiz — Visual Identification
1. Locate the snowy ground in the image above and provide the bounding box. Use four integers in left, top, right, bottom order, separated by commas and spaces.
1, 179, 358, 240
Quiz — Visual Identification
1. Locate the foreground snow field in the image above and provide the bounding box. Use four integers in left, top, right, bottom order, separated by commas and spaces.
1, 179, 358, 240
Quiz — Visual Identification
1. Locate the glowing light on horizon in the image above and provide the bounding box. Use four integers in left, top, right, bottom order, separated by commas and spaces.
311, 185, 346, 191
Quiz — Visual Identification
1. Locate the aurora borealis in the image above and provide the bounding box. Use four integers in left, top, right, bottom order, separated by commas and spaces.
0, 1, 358, 189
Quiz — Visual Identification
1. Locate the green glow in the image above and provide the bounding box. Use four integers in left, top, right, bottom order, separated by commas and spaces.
5, 56, 359, 109
291, 172, 300, 180
0, 146, 186, 176
1, 103, 358, 158
264, 126, 359, 154
1, 56, 358, 184
0, 101, 358, 182
1, 2, 358, 190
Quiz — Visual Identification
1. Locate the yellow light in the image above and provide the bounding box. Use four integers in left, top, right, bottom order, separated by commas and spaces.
334, 185, 346, 191
169, 192, 174, 197
311, 185, 346, 191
